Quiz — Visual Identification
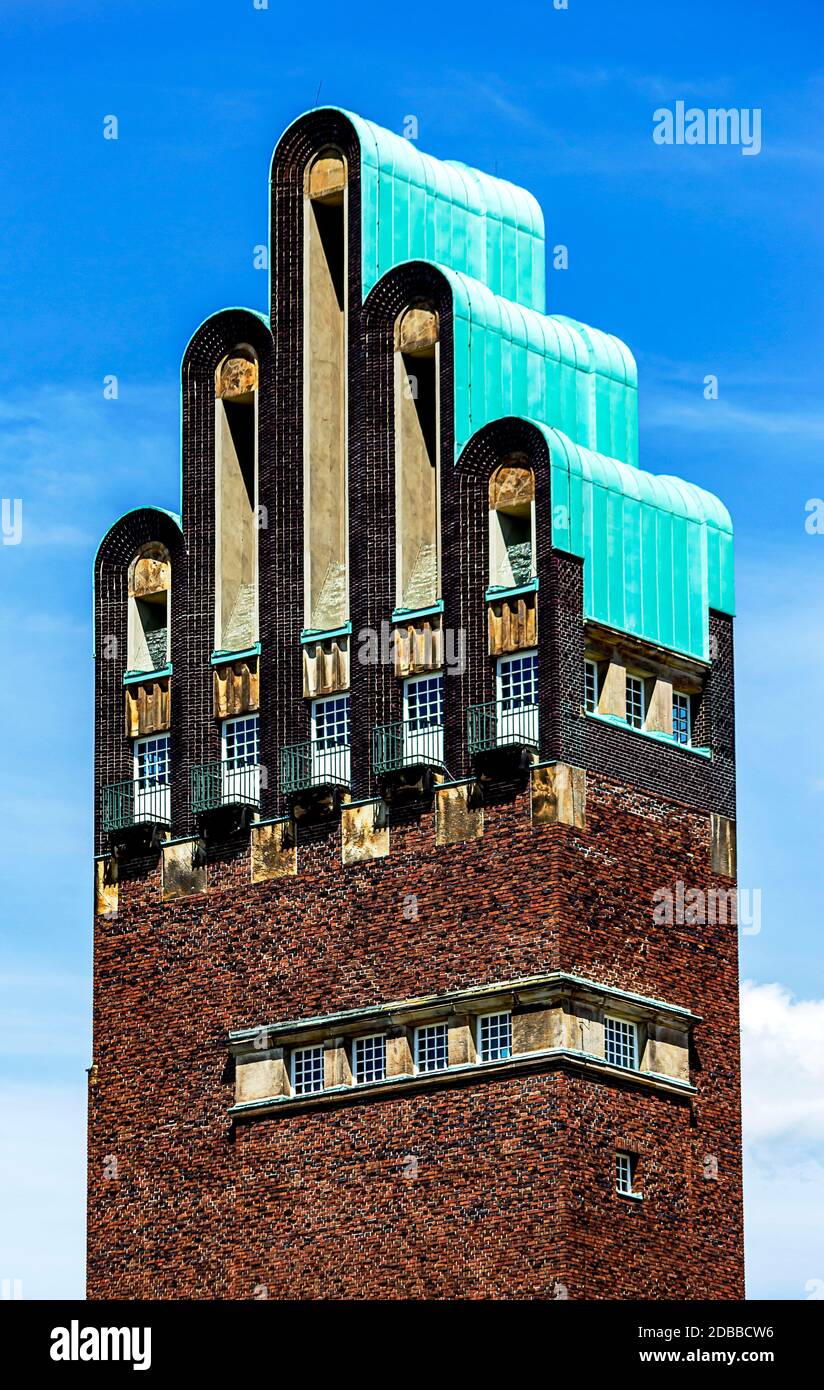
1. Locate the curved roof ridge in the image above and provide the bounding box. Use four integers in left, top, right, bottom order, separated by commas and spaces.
275, 107, 546, 310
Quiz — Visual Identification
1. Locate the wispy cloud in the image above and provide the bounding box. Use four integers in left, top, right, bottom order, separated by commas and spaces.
643, 393, 824, 441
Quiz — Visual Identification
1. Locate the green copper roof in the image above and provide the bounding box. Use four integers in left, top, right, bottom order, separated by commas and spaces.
530, 424, 733, 660
440, 266, 638, 466
279, 108, 546, 311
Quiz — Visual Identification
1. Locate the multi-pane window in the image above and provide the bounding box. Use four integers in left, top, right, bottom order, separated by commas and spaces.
616, 1151, 636, 1195
604, 1016, 639, 1071
625, 675, 645, 730
134, 734, 170, 788
584, 660, 599, 714
223, 714, 260, 768
312, 695, 350, 749
672, 691, 691, 745
291, 1046, 325, 1096
404, 675, 443, 729
414, 1023, 448, 1074
498, 652, 538, 710
352, 1034, 386, 1085
477, 1012, 512, 1063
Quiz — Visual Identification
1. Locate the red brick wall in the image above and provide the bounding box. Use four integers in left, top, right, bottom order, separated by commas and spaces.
87, 772, 744, 1299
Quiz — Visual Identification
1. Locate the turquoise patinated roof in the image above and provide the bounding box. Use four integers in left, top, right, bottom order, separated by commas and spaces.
312, 108, 547, 311
276, 108, 733, 659
539, 427, 733, 660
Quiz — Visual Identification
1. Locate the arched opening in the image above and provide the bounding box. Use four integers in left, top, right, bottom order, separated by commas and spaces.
488, 457, 535, 589
304, 148, 348, 632
215, 345, 258, 652
127, 542, 171, 673
394, 303, 440, 611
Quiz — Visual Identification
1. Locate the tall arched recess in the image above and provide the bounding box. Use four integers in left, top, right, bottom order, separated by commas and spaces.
394, 303, 440, 611
214, 346, 259, 653
303, 148, 348, 632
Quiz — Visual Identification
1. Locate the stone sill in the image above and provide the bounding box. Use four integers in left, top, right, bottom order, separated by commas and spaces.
616, 1190, 645, 1202
228, 1048, 696, 1121
585, 711, 712, 759
123, 664, 172, 686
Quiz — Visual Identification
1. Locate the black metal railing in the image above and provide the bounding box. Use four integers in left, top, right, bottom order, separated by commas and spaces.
466, 699, 539, 756
372, 720, 445, 776
280, 740, 351, 796
190, 760, 261, 814
101, 778, 170, 833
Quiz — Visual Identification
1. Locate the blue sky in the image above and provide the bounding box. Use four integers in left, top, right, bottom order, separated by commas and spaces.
1, 0, 822, 1300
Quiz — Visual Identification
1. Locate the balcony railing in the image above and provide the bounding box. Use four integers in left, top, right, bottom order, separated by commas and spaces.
190, 760, 261, 814
101, 778, 171, 833
372, 720, 445, 776
467, 699, 539, 756
281, 740, 351, 796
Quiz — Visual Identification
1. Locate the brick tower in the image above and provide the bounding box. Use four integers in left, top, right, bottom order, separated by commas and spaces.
89, 108, 744, 1299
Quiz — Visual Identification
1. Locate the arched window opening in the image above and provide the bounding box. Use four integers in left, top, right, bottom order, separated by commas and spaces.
215, 346, 258, 652
394, 303, 440, 611
127, 543, 171, 673
489, 458, 535, 589
304, 148, 348, 632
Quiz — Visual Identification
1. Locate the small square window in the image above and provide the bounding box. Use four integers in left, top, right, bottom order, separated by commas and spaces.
352, 1034, 386, 1085
625, 675, 645, 730
616, 1151, 637, 1195
414, 1023, 448, 1074
604, 1016, 639, 1071
672, 691, 691, 745
477, 1012, 512, 1063
291, 1046, 324, 1096
584, 660, 599, 714
223, 714, 260, 768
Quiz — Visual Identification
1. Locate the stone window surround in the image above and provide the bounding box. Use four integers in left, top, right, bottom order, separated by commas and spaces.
229, 971, 698, 1118
583, 621, 709, 749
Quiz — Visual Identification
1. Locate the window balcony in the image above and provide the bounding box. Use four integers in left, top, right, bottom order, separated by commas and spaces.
280, 739, 351, 796
101, 777, 171, 833
372, 719, 445, 776
190, 759, 261, 815
466, 699, 539, 756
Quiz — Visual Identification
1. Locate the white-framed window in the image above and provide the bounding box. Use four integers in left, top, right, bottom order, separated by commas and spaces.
133, 733, 171, 824
404, 674, 443, 729
584, 659, 599, 714
312, 694, 350, 748
414, 1022, 448, 1074
616, 1151, 636, 1195
604, 1016, 639, 1071
221, 714, 260, 806
310, 694, 351, 785
352, 1034, 386, 1085
672, 691, 691, 746
496, 651, 539, 747
477, 1011, 512, 1063
498, 651, 538, 709
402, 674, 444, 765
222, 714, 260, 768
625, 675, 645, 730
134, 733, 170, 788
291, 1045, 325, 1096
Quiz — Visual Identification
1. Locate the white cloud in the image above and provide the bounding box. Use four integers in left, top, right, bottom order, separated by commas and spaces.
742, 981, 824, 1144
741, 981, 824, 1298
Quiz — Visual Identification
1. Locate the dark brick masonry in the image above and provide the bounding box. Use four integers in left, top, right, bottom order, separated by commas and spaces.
89, 108, 743, 1299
